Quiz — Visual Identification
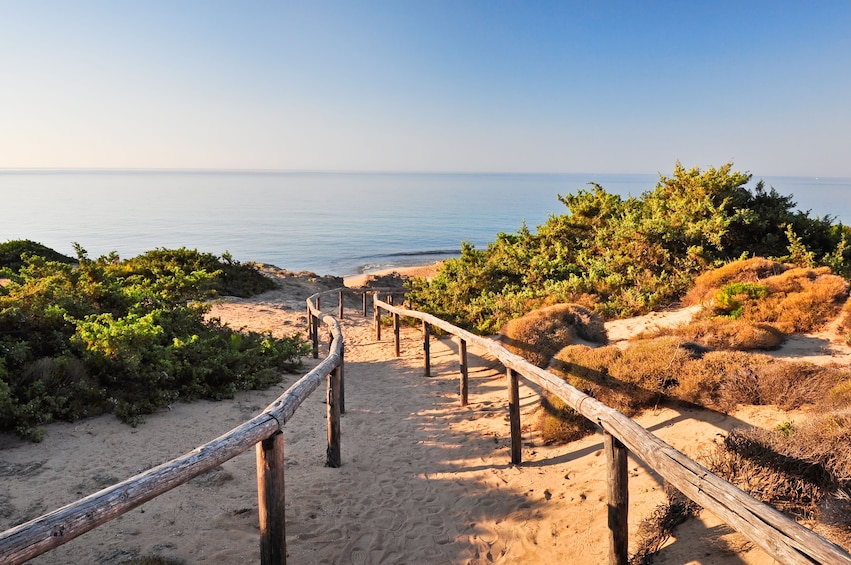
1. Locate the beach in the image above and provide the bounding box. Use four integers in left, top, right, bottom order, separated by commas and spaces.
2, 264, 850, 564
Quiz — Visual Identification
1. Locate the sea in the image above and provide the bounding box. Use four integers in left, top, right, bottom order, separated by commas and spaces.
1, 170, 849, 277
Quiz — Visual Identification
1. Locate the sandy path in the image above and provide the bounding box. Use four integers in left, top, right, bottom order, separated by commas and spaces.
2, 301, 784, 564
8, 264, 844, 563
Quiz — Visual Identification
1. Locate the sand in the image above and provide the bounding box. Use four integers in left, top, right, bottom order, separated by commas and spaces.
2, 265, 849, 564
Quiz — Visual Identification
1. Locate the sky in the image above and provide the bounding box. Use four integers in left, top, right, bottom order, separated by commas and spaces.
1, 1, 850, 176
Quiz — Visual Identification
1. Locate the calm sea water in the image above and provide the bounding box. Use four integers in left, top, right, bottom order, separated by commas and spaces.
1, 170, 849, 276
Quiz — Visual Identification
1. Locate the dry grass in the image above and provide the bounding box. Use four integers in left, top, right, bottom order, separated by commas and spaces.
684, 257, 788, 306
630, 484, 701, 565
499, 303, 607, 368
705, 430, 824, 521
551, 337, 704, 416
536, 394, 597, 444
687, 259, 849, 334
841, 298, 851, 345
639, 318, 784, 351
674, 352, 847, 413
550, 344, 651, 416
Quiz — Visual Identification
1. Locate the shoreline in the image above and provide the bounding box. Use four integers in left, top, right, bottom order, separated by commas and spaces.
342, 261, 443, 287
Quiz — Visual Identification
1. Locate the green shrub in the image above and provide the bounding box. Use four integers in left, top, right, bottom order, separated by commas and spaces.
0, 240, 75, 273
0, 243, 307, 440
715, 282, 769, 318
409, 162, 851, 332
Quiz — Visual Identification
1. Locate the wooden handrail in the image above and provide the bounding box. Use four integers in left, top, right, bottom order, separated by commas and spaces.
0, 310, 345, 565
372, 293, 851, 565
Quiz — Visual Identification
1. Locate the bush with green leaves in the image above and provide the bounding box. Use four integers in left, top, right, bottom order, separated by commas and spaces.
0, 243, 308, 441
408, 162, 851, 332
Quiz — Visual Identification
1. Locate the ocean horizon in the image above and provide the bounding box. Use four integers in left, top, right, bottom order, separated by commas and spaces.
2, 169, 849, 277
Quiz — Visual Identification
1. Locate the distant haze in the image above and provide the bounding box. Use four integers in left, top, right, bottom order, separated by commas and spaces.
1, 2, 850, 177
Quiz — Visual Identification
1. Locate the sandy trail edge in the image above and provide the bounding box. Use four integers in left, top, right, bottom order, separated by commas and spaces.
1, 266, 846, 564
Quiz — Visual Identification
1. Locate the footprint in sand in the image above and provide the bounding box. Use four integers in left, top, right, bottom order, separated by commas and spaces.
350, 548, 368, 565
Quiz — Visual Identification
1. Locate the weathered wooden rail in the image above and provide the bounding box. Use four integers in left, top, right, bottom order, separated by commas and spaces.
372, 293, 851, 565
5, 284, 851, 564
0, 293, 348, 565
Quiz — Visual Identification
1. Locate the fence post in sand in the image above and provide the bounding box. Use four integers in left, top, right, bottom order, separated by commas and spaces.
605, 431, 629, 565
338, 289, 344, 319
458, 338, 469, 407
374, 302, 381, 341
422, 321, 431, 377
362, 291, 368, 317
339, 344, 346, 415
507, 368, 521, 465
256, 431, 286, 565
326, 365, 342, 468
329, 332, 346, 415
311, 314, 319, 359
393, 313, 401, 357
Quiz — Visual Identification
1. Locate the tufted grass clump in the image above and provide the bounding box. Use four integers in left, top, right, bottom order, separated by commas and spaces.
674, 352, 847, 413
640, 317, 785, 351
687, 259, 850, 334
499, 303, 607, 368
537, 393, 597, 444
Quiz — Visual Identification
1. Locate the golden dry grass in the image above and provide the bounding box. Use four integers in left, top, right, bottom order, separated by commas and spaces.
683, 257, 788, 306
674, 352, 847, 413
499, 303, 606, 368
551, 337, 705, 416
686, 258, 849, 334
639, 318, 785, 351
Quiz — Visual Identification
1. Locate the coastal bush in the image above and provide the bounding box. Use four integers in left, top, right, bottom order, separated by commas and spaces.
0, 243, 307, 440
0, 239, 75, 273
674, 352, 846, 413
690, 260, 850, 333
550, 344, 650, 416
498, 303, 606, 368
640, 318, 785, 351
408, 162, 851, 332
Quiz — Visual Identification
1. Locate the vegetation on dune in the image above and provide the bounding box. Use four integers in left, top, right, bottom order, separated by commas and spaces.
408, 162, 851, 333
0, 244, 307, 441
498, 303, 606, 368
412, 162, 851, 549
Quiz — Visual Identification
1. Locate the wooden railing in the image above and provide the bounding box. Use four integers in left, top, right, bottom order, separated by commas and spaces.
5, 285, 851, 565
372, 293, 851, 565
0, 297, 346, 565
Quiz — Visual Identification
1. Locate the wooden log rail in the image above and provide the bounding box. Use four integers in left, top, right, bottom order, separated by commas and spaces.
372, 293, 851, 565
0, 307, 346, 565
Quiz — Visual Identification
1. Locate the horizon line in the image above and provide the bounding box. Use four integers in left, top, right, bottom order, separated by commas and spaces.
0, 166, 843, 180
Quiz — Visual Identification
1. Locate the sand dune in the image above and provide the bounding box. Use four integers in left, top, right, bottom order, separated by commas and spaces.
2, 266, 848, 564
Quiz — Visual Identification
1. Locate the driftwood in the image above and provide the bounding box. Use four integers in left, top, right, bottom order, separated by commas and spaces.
373, 295, 851, 565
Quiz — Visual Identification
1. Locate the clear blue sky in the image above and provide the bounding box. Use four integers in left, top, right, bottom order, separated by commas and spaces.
2, 1, 850, 176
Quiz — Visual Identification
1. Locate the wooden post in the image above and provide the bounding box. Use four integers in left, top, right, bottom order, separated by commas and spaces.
362, 291, 368, 317
459, 338, 469, 407
311, 314, 319, 359
338, 289, 344, 319
507, 368, 521, 465
326, 365, 342, 468
256, 431, 286, 565
393, 313, 401, 357
605, 431, 629, 565
423, 321, 431, 377
374, 304, 381, 341
339, 344, 345, 415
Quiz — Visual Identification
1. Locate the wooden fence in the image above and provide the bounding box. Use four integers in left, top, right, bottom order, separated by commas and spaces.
0, 295, 347, 565
4, 286, 851, 564
371, 292, 851, 565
